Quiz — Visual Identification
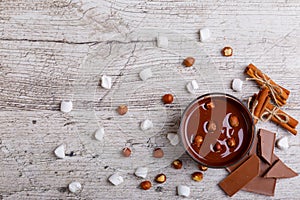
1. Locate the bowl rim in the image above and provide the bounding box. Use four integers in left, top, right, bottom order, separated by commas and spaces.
179, 92, 255, 168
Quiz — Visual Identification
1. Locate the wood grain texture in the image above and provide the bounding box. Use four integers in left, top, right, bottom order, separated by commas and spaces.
0, 0, 299, 199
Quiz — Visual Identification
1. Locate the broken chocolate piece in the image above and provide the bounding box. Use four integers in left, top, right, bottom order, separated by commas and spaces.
242, 154, 278, 196
258, 129, 275, 165
264, 159, 298, 179
219, 155, 260, 197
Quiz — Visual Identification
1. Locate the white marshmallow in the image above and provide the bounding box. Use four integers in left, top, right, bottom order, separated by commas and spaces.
101, 75, 112, 89
177, 185, 190, 197
167, 133, 179, 146
108, 173, 124, 186
232, 79, 243, 92
139, 68, 153, 81
54, 144, 65, 159
60, 100, 73, 113
134, 167, 148, 178
276, 136, 289, 150
186, 80, 199, 94
156, 36, 168, 48
199, 28, 211, 42
94, 127, 105, 141
140, 119, 153, 131
68, 181, 82, 193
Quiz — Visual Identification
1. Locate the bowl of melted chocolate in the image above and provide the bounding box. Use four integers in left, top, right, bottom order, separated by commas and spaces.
180, 93, 255, 168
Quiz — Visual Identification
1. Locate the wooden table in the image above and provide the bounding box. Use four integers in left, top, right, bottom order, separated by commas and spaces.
0, 1, 299, 199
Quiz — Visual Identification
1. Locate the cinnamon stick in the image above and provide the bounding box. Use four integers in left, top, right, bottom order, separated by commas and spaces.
245, 64, 290, 106
253, 87, 270, 124
265, 102, 298, 135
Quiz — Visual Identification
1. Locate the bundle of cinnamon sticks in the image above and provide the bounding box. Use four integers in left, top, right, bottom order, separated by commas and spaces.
246, 64, 298, 135
245, 64, 290, 106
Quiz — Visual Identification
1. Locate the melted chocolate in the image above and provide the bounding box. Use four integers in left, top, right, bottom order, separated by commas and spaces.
180, 94, 254, 167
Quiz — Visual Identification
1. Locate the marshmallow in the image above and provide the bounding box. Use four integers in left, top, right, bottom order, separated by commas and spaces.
94, 127, 105, 141
54, 144, 65, 159
276, 136, 289, 150
139, 68, 153, 81
156, 36, 168, 48
60, 100, 73, 113
101, 75, 112, 89
199, 28, 211, 42
140, 119, 153, 131
108, 173, 124, 186
186, 80, 199, 94
68, 181, 82, 193
232, 78, 243, 92
134, 167, 148, 178
177, 185, 190, 197
167, 133, 179, 146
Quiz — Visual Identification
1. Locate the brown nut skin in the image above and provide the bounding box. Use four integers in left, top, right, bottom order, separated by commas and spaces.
198, 165, 208, 171
122, 147, 131, 157
183, 57, 195, 67
193, 135, 204, 148
229, 115, 239, 127
117, 105, 128, 115
213, 142, 222, 152
227, 138, 236, 148
172, 159, 182, 169
207, 120, 217, 133
222, 47, 233, 57
155, 174, 167, 183
191, 172, 204, 182
205, 101, 215, 109
153, 148, 164, 158
140, 180, 152, 190
162, 94, 174, 104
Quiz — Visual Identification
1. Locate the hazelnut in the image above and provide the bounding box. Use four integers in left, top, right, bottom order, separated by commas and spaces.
229, 115, 239, 127
191, 172, 203, 182
222, 46, 233, 57
153, 148, 164, 158
172, 159, 183, 169
198, 165, 208, 171
183, 57, 195, 67
193, 135, 203, 148
227, 138, 236, 148
213, 142, 222, 152
117, 105, 128, 115
207, 120, 217, 133
162, 94, 174, 104
122, 147, 131, 157
205, 101, 215, 109
155, 174, 166, 183
140, 180, 152, 190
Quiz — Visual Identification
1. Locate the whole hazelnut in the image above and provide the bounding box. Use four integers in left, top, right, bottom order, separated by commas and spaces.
222, 47, 233, 57
155, 174, 166, 183
183, 57, 195, 67
172, 159, 183, 169
193, 135, 204, 148
227, 138, 236, 148
198, 165, 208, 171
162, 94, 174, 104
153, 148, 164, 158
205, 101, 215, 109
213, 142, 222, 152
122, 147, 131, 157
117, 105, 128, 115
207, 120, 217, 133
140, 180, 152, 190
191, 172, 203, 182
229, 115, 239, 127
